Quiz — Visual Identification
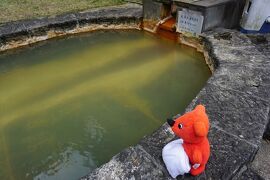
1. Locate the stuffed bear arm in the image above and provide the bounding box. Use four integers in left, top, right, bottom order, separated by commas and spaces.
192, 149, 202, 166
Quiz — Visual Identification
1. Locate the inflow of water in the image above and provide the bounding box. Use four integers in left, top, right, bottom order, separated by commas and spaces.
0, 30, 211, 180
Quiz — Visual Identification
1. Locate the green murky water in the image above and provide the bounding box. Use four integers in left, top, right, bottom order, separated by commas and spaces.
0, 30, 210, 180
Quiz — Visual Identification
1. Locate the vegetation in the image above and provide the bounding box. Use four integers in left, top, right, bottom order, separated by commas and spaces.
0, 0, 132, 24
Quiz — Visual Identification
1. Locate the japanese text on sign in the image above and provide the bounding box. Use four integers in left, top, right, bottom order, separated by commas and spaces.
177, 9, 204, 35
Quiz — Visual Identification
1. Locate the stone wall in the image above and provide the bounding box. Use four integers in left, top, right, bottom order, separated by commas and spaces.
82, 29, 270, 179
0, 3, 269, 179
0, 4, 143, 52
247, 34, 270, 140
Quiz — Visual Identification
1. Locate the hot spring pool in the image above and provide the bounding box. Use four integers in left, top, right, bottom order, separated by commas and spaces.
0, 30, 210, 180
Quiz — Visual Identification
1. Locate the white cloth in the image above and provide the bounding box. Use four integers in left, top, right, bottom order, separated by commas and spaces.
162, 139, 191, 178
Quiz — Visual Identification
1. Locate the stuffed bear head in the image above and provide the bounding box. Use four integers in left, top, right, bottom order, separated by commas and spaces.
167, 105, 209, 144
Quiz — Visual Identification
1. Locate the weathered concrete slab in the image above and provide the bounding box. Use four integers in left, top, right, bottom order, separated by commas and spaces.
248, 35, 270, 58
186, 30, 270, 147
246, 34, 270, 141
203, 30, 270, 68
207, 65, 270, 101
250, 140, 270, 180
232, 166, 263, 180
202, 127, 257, 179
82, 123, 258, 180
0, 4, 143, 46
139, 124, 175, 165
81, 145, 167, 180
186, 83, 268, 146
138, 124, 258, 180
233, 141, 270, 179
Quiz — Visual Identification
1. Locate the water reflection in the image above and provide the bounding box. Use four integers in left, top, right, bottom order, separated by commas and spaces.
0, 30, 210, 180
34, 147, 95, 180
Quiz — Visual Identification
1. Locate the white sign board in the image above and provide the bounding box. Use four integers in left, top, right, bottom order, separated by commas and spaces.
177, 9, 204, 35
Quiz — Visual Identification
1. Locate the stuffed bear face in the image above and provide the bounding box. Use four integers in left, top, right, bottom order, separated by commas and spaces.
168, 105, 209, 144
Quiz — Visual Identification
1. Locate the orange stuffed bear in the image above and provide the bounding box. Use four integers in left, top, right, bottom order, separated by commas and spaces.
163, 105, 210, 177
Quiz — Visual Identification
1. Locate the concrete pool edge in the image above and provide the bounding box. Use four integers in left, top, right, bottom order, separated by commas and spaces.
82, 29, 270, 179
0, 3, 142, 52
1, 4, 269, 179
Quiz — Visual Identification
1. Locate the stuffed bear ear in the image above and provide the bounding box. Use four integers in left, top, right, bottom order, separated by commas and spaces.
194, 105, 205, 113
194, 121, 208, 137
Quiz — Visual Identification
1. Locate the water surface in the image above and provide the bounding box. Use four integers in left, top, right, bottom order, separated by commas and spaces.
0, 30, 211, 180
